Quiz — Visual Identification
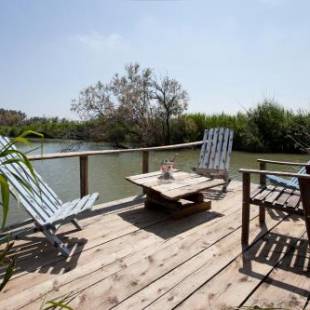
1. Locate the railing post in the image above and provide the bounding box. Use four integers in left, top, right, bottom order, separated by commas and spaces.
241, 172, 251, 246
258, 161, 266, 225
142, 151, 149, 195
259, 161, 266, 188
142, 151, 149, 174
80, 155, 88, 197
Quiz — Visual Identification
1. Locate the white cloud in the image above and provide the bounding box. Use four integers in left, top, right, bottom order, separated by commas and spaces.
74, 32, 124, 51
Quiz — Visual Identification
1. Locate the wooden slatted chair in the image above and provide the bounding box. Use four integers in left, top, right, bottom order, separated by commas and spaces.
0, 136, 99, 256
193, 127, 234, 192
239, 164, 310, 248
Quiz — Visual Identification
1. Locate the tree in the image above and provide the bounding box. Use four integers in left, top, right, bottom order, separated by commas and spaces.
0, 109, 26, 126
111, 63, 160, 145
71, 63, 189, 146
71, 81, 114, 120
153, 77, 189, 144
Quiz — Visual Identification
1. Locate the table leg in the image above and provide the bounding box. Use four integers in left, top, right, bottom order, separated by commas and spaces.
144, 190, 211, 218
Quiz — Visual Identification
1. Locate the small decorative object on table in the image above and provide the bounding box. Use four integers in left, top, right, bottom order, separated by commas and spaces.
159, 156, 176, 181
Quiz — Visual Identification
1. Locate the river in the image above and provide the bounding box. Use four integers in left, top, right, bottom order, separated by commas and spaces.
4, 139, 309, 226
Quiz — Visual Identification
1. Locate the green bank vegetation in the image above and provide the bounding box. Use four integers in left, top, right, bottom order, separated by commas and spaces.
1, 63, 309, 153
1, 102, 309, 153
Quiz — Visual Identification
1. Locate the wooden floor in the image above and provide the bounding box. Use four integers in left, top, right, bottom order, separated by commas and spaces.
0, 181, 309, 310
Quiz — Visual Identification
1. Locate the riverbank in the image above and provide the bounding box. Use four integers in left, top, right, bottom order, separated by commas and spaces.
1, 101, 310, 153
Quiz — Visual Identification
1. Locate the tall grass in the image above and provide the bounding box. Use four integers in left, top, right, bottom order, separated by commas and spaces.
177, 100, 310, 153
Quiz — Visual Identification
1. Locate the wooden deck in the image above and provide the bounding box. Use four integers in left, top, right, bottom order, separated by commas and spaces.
0, 180, 309, 310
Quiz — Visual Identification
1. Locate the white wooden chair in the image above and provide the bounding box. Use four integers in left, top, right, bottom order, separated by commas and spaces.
0, 136, 99, 257
263, 160, 310, 190
193, 128, 234, 192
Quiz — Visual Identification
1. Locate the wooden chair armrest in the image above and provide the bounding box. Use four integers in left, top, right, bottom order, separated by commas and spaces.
239, 168, 310, 179
257, 159, 308, 167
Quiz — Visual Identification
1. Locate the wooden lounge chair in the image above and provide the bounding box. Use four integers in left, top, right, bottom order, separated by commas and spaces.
239, 163, 310, 248
193, 127, 234, 192
259, 158, 310, 190
0, 136, 99, 256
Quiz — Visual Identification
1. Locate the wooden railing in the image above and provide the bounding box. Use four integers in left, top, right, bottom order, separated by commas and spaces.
28, 141, 203, 198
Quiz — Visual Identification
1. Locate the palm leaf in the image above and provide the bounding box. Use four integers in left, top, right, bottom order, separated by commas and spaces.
0, 175, 9, 229
0, 131, 44, 293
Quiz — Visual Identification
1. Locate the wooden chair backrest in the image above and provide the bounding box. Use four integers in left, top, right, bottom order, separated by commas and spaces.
198, 128, 234, 172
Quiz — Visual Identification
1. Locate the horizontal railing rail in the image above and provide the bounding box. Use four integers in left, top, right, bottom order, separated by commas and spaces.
28, 141, 203, 161
28, 140, 204, 198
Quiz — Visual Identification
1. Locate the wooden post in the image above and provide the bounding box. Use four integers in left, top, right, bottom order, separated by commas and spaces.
259, 161, 266, 225
241, 172, 251, 247
298, 168, 310, 248
142, 151, 149, 195
80, 155, 88, 198
306, 164, 310, 175
142, 151, 149, 174
259, 161, 266, 188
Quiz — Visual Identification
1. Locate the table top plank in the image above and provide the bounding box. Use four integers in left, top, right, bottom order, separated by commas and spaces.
151, 175, 211, 192
126, 170, 225, 200
127, 171, 190, 188
160, 179, 225, 200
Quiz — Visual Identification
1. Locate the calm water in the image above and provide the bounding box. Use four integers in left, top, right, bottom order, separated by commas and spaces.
5, 139, 309, 226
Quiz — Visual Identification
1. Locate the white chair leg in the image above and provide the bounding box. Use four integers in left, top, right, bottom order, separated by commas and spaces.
71, 219, 82, 231
222, 173, 231, 192
41, 227, 70, 257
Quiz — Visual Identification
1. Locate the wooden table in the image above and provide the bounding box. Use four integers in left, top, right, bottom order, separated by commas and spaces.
126, 170, 226, 218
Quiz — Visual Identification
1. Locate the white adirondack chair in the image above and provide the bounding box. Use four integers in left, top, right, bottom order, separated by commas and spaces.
193, 128, 234, 192
267, 162, 310, 190
0, 136, 99, 256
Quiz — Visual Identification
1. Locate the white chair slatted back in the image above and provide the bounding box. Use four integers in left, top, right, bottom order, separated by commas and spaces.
199, 128, 214, 168
224, 129, 234, 170
199, 128, 234, 171
0, 136, 62, 225
213, 127, 224, 169
208, 128, 220, 169
289, 165, 308, 188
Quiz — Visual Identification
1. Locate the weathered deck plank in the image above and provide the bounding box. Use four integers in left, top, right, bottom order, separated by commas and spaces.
176, 217, 306, 310
243, 233, 310, 310
114, 208, 279, 310
4, 183, 242, 309
0, 180, 308, 310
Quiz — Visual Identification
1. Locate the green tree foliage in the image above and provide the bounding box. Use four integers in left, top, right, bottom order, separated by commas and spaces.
0, 109, 26, 126
0, 114, 94, 141
153, 77, 188, 144
1, 95, 309, 153
71, 63, 189, 146
185, 100, 310, 153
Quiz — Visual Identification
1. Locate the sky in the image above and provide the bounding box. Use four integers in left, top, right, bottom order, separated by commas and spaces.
0, 0, 310, 119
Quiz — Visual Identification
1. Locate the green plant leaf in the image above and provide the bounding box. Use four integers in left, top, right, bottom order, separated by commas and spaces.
0, 175, 9, 229
0, 250, 15, 292
10, 172, 33, 193
17, 130, 44, 139
13, 137, 30, 145
0, 259, 15, 291
1, 158, 25, 166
